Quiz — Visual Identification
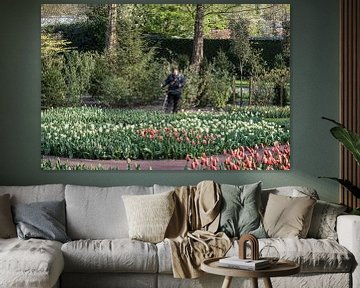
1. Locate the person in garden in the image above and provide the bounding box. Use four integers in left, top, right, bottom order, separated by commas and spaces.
162, 67, 186, 113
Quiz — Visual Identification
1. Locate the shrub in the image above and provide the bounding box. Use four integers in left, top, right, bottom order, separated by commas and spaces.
41, 51, 96, 107
205, 65, 232, 109
100, 75, 132, 107
41, 55, 67, 108
63, 51, 96, 106
181, 66, 202, 109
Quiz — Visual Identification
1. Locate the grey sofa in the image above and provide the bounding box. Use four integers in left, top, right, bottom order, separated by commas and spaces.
0, 184, 359, 288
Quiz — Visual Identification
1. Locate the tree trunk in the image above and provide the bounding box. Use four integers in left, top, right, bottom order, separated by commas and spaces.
191, 4, 205, 73
232, 75, 236, 105
106, 4, 117, 53
239, 65, 243, 106
249, 77, 252, 105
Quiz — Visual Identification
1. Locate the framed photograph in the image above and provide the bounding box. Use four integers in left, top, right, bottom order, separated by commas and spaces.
41, 4, 290, 171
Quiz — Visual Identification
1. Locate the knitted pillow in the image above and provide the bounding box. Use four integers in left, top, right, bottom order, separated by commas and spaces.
122, 191, 175, 243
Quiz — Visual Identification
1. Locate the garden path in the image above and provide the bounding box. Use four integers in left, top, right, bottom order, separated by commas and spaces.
43, 156, 190, 170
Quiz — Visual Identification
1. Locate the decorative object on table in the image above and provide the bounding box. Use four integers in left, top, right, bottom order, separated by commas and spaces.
259, 245, 280, 265
238, 233, 259, 260
320, 117, 360, 211
219, 234, 273, 271
201, 257, 300, 288
218, 257, 271, 270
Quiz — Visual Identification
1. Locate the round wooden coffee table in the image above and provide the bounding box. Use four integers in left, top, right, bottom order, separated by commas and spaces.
201, 257, 300, 288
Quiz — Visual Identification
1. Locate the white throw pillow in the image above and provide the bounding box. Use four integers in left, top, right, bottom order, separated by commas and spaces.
122, 191, 175, 243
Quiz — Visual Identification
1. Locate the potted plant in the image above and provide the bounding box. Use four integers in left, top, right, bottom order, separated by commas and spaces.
320, 117, 360, 215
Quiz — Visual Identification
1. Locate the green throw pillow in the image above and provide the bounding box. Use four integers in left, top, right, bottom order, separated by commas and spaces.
218, 182, 266, 238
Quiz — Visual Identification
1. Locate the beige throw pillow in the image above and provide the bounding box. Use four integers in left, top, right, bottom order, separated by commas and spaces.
0, 194, 17, 238
122, 191, 175, 243
263, 193, 316, 238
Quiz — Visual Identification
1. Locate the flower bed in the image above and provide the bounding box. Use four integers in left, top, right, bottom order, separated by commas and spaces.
41, 107, 290, 166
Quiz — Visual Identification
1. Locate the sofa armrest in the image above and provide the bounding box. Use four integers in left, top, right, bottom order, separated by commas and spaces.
337, 215, 360, 288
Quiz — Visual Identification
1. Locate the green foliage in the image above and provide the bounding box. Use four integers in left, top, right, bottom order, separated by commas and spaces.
41, 32, 71, 58
135, 4, 195, 38
94, 9, 166, 107
52, 5, 108, 52
323, 117, 360, 165
320, 117, 360, 200
200, 51, 232, 109
41, 56, 67, 107
229, 16, 252, 75
41, 51, 96, 107
41, 159, 105, 170
181, 66, 202, 109
41, 107, 290, 160
63, 51, 96, 106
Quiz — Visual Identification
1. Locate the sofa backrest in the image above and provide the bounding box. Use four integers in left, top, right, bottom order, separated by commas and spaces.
65, 184, 153, 240
0, 184, 65, 204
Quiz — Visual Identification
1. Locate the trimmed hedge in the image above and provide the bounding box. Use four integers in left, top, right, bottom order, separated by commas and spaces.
50, 22, 284, 73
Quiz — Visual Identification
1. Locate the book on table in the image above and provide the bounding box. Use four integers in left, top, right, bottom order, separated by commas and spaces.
218, 257, 271, 270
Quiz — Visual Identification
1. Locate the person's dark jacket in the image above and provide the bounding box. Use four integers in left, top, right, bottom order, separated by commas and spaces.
163, 73, 186, 94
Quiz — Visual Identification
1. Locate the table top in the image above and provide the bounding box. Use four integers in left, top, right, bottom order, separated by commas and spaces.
201, 257, 300, 278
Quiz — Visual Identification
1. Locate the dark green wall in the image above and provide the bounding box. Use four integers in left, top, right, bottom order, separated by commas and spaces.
0, 0, 340, 202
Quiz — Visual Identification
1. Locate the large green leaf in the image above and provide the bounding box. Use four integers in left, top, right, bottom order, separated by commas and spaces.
323, 117, 360, 165
319, 177, 360, 199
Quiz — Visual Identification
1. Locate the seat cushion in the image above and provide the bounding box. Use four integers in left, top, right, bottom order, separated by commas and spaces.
157, 238, 354, 274
0, 238, 64, 288
228, 238, 354, 273
65, 185, 153, 239
61, 239, 158, 273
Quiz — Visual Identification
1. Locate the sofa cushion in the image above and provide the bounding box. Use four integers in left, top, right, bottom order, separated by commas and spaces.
263, 193, 316, 238
218, 182, 266, 238
65, 185, 153, 239
0, 184, 65, 204
307, 200, 347, 240
12, 200, 70, 243
61, 273, 157, 288
0, 194, 16, 238
122, 191, 175, 243
232, 238, 353, 273
261, 186, 319, 213
158, 237, 353, 274
0, 238, 64, 288
61, 239, 158, 273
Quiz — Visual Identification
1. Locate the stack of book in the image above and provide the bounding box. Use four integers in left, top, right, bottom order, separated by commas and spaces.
218, 257, 271, 270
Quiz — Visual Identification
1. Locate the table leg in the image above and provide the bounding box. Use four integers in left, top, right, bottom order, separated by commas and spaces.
263, 277, 273, 288
221, 276, 233, 288
251, 278, 258, 288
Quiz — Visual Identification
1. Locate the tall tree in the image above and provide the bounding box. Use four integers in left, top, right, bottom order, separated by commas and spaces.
229, 17, 252, 103
105, 4, 118, 53
191, 4, 205, 73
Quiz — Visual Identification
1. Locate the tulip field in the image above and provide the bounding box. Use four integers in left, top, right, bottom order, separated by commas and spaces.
41, 106, 290, 170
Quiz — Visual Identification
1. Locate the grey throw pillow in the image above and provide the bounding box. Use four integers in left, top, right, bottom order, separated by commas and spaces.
307, 200, 347, 240
218, 182, 266, 238
0, 194, 17, 238
12, 200, 70, 243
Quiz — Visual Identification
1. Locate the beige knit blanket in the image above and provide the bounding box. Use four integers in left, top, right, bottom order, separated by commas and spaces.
165, 181, 231, 279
